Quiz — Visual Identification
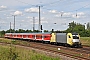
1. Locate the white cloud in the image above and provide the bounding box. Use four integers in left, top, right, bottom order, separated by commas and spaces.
13, 11, 22, 15
0, 0, 90, 30
41, 20, 48, 23
41, 17, 45, 20
64, 12, 72, 16
72, 12, 85, 18
0, 5, 7, 10
25, 7, 39, 13
49, 10, 58, 14
0, 5, 7, 9
72, 14, 78, 18
21, 20, 25, 22
26, 16, 33, 19
55, 12, 72, 17
26, 16, 38, 21
26, 16, 47, 24
77, 12, 84, 15
55, 12, 85, 19
26, 16, 45, 21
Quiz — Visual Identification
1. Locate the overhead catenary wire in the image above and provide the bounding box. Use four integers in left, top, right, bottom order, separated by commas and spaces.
1, 0, 90, 19
0, 0, 63, 13
1, 0, 90, 31
1, 0, 90, 13
13, 0, 62, 7
41, 0, 64, 7
42, 0, 90, 13
13, 0, 36, 7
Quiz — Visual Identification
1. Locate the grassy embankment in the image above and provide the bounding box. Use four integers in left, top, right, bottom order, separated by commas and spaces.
0, 45, 60, 60
0, 37, 90, 60
80, 37, 90, 46
0, 38, 60, 60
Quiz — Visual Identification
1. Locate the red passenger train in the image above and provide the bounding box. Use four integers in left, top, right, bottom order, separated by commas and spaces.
5, 33, 51, 43
5, 32, 82, 47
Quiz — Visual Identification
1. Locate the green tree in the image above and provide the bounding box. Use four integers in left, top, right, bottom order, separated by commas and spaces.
66, 21, 88, 37
44, 30, 48, 32
18, 29, 25, 33
0, 30, 5, 37
67, 21, 76, 32
6, 29, 14, 33
66, 21, 85, 33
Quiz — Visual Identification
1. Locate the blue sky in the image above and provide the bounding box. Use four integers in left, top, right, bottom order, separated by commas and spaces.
0, 0, 90, 31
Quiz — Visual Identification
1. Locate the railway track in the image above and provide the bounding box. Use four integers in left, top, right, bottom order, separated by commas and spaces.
28, 42, 90, 60
32, 42, 90, 55
8, 39, 89, 60
0, 38, 90, 60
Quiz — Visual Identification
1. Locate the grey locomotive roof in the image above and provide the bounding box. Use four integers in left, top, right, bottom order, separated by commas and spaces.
72, 33, 78, 35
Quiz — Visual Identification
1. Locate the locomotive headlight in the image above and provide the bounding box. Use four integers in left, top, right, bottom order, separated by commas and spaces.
73, 39, 80, 42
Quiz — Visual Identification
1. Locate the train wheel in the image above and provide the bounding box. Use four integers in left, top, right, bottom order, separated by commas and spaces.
64, 44, 68, 47
57, 43, 59, 46
42, 41, 45, 43
42, 41, 43, 43
51, 42, 54, 45
78, 45, 83, 48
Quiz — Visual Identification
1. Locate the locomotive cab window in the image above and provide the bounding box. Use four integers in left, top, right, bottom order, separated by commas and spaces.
68, 35, 71, 38
73, 36, 79, 39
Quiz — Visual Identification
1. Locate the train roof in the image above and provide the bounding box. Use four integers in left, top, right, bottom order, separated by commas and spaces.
72, 33, 78, 35
5, 32, 51, 35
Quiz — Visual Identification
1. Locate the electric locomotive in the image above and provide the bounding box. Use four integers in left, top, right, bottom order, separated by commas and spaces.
50, 33, 81, 47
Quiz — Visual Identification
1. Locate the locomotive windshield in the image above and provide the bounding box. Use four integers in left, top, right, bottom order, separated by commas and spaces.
73, 36, 79, 39
72, 33, 79, 39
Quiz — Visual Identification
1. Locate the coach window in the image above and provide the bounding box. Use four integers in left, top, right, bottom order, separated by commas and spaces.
45, 36, 49, 38
40, 36, 42, 38
32, 35, 35, 38
45, 36, 47, 38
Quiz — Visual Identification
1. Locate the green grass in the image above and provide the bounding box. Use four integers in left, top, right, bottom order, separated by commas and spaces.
0, 38, 11, 43
0, 44, 60, 60
0, 38, 31, 46
80, 37, 90, 46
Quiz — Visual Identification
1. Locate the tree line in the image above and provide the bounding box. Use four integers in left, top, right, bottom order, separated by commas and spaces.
0, 21, 90, 37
